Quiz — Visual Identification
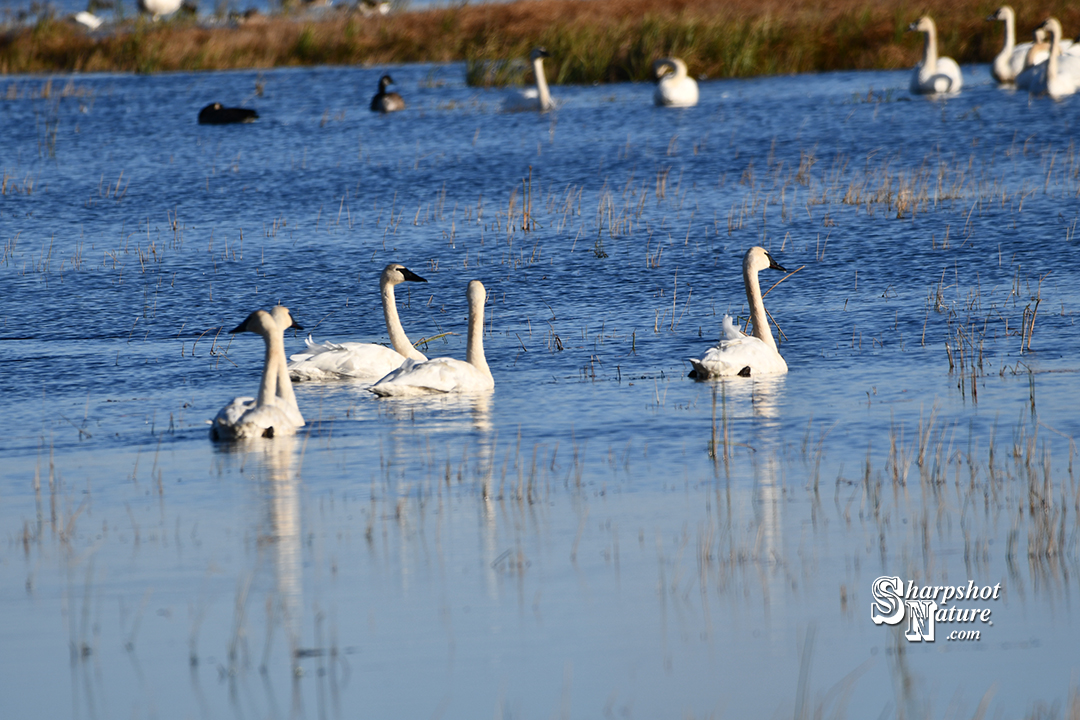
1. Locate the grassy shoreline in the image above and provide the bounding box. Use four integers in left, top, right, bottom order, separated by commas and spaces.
3, 0, 1080, 82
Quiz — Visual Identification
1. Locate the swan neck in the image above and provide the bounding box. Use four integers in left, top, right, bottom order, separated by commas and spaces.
922, 25, 938, 73
274, 332, 302, 422
257, 331, 282, 407
744, 265, 777, 352
533, 57, 551, 110
382, 279, 425, 361
465, 292, 490, 376
1048, 27, 1061, 76
1004, 12, 1015, 49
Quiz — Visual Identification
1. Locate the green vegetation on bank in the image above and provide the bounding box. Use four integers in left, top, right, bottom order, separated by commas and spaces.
3, 0, 1080, 82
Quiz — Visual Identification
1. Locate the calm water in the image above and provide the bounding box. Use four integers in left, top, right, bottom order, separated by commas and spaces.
2, 62, 1080, 718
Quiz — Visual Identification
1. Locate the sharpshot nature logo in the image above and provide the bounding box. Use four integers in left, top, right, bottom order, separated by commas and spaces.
871, 576, 1002, 642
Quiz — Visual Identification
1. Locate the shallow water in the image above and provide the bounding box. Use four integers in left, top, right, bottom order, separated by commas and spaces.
2, 62, 1080, 718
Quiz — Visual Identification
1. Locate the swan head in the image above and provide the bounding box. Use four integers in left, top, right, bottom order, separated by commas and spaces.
530, 47, 551, 62
270, 305, 303, 333
907, 16, 935, 34
986, 6, 1013, 22
743, 246, 789, 276
467, 279, 486, 307
1037, 18, 1062, 42
378, 75, 395, 91
379, 263, 428, 287
652, 58, 688, 82
229, 309, 277, 336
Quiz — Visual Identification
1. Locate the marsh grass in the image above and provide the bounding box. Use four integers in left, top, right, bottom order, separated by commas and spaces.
5, 0, 1080, 80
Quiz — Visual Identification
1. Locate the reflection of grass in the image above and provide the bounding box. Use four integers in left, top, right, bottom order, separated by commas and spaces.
5, 0, 1080, 81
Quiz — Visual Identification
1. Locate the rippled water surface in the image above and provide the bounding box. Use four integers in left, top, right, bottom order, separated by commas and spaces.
3, 63, 1080, 718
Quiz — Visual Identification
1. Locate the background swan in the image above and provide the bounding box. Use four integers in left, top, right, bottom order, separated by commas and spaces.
503, 48, 554, 112
908, 16, 963, 94
137, 0, 181, 20
1028, 18, 1080, 98
370, 280, 494, 396
370, 75, 406, 113
288, 263, 428, 382
211, 308, 306, 441
988, 6, 1033, 84
688, 247, 790, 378
653, 58, 699, 107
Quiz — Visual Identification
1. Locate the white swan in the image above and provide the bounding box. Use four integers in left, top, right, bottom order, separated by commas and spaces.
74, 11, 104, 29
503, 48, 554, 112
653, 58, 699, 107
1028, 18, 1080, 99
137, 0, 182, 20
211, 307, 306, 441
908, 16, 963, 94
988, 6, 1034, 84
688, 247, 790, 378
287, 263, 428, 382
370, 280, 494, 396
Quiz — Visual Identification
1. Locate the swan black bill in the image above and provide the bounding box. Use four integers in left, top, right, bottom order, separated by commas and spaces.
289, 318, 304, 331
765, 252, 790, 273
401, 267, 428, 283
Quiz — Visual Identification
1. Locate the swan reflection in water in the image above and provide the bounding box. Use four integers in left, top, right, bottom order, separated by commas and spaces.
254, 434, 304, 672
212, 435, 305, 674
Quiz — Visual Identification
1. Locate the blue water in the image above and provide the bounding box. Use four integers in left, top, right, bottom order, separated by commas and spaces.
2, 62, 1080, 718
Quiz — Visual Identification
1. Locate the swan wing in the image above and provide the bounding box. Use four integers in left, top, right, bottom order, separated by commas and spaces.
288, 338, 418, 381
721, 314, 746, 341
370, 357, 493, 396
655, 77, 699, 107
688, 335, 787, 379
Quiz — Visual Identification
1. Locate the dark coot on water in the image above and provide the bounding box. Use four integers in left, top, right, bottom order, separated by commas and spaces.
198, 103, 259, 125
370, 75, 405, 113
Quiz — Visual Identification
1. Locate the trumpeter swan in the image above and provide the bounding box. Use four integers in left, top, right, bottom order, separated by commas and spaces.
988, 6, 1034, 84
198, 103, 259, 125
370, 280, 494, 396
137, 0, 181, 20
503, 48, 554, 112
1029, 18, 1080, 98
211, 307, 306, 441
288, 263, 428, 381
653, 58, 699, 107
688, 247, 790, 378
370, 75, 406, 113
908, 16, 963, 94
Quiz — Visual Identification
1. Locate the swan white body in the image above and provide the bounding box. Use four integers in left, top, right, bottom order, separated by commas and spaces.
689, 247, 790, 379
288, 263, 427, 382
137, 0, 182, 19
211, 307, 306, 441
908, 16, 963, 94
503, 48, 554, 112
74, 11, 104, 29
653, 58, 699, 107
1028, 19, 1080, 99
371, 280, 494, 396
